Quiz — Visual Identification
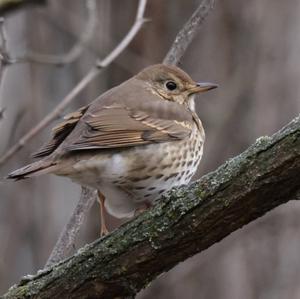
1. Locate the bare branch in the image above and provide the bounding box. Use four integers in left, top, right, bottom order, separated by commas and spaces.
3, 114, 300, 299
13, 0, 97, 66
163, 0, 215, 65
45, 187, 97, 268
0, 0, 46, 16
0, 0, 147, 167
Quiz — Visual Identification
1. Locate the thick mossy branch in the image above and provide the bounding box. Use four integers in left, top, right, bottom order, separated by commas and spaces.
3, 114, 300, 299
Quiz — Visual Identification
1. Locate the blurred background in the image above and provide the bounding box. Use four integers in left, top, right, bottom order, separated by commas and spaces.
0, 0, 300, 298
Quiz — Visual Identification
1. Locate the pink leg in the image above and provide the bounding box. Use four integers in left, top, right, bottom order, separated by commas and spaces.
97, 191, 109, 237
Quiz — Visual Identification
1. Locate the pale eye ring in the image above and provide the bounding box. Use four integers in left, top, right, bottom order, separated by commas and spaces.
165, 80, 177, 91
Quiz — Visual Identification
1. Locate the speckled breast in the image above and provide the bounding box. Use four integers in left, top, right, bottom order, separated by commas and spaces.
113, 126, 204, 204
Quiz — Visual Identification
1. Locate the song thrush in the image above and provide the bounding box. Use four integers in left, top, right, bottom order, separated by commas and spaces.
7, 64, 217, 235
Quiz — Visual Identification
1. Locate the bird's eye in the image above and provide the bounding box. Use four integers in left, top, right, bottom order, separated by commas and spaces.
165, 81, 177, 91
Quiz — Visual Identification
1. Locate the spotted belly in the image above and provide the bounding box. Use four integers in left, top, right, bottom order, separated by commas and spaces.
108, 133, 204, 204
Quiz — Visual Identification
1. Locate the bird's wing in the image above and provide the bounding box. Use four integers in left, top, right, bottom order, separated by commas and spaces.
33, 77, 194, 157
62, 104, 193, 151
32, 106, 89, 158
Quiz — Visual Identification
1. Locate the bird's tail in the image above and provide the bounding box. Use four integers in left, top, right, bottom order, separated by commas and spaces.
6, 160, 57, 181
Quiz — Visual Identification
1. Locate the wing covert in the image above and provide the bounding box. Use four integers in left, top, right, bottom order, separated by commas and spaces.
64, 104, 192, 151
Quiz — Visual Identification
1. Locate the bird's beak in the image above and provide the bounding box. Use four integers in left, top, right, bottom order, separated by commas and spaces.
189, 82, 218, 94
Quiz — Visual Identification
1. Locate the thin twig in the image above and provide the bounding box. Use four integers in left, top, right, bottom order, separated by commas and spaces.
0, 0, 147, 167
44, 0, 148, 265
45, 187, 97, 267
13, 0, 97, 66
163, 0, 215, 65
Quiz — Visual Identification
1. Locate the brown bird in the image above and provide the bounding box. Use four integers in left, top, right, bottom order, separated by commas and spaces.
7, 64, 217, 235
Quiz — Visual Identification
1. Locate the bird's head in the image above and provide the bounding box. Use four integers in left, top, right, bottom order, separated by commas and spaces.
135, 64, 218, 110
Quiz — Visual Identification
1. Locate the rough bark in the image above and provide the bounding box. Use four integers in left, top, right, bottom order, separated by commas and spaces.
2, 114, 299, 298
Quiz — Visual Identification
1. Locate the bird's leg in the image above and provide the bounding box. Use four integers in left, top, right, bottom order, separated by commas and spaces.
97, 191, 109, 237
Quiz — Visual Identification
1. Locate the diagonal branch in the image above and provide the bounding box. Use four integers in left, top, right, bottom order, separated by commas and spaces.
163, 0, 215, 65
3, 114, 300, 299
45, 187, 97, 267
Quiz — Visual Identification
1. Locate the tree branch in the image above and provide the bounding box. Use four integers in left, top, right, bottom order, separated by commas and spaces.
163, 0, 215, 65
45, 187, 97, 268
3, 114, 300, 298
0, 0, 46, 16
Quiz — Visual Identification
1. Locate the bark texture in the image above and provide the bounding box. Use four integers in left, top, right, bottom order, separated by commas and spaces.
2, 114, 300, 298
